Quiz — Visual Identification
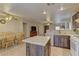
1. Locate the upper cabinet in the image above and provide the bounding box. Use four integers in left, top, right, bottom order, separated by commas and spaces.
72, 12, 79, 29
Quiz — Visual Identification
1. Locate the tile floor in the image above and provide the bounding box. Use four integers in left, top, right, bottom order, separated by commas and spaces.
0, 43, 26, 56
0, 43, 70, 56
51, 46, 70, 56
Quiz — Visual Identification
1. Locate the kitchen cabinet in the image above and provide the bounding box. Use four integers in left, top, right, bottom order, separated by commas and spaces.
26, 43, 44, 56
59, 37, 64, 47
23, 36, 50, 56
26, 40, 50, 56
54, 35, 59, 47
54, 35, 70, 49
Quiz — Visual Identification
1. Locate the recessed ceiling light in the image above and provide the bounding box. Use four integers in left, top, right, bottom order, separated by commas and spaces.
60, 7, 64, 11
43, 11, 46, 14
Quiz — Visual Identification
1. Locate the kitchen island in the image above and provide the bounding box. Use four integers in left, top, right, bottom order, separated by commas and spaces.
23, 36, 50, 56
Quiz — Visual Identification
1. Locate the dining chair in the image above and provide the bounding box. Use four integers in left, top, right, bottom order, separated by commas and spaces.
15, 32, 24, 44
4, 35, 15, 48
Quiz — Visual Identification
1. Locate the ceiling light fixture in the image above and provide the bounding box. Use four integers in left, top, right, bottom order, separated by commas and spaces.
60, 4, 64, 11
60, 6, 64, 11
5, 15, 13, 21
0, 12, 19, 24
43, 10, 46, 14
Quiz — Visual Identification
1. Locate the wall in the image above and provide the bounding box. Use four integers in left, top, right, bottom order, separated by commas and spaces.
0, 17, 44, 38
0, 19, 23, 32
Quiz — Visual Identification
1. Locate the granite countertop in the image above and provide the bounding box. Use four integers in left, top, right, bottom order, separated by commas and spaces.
54, 34, 79, 36
23, 36, 50, 46
53, 30, 79, 36
54, 32, 79, 36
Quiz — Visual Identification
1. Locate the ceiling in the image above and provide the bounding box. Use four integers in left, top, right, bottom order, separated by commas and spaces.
0, 3, 79, 23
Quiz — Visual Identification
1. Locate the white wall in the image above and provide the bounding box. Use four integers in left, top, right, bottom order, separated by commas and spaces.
0, 19, 23, 32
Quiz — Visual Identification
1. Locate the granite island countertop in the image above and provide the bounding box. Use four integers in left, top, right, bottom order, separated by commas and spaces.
23, 36, 50, 46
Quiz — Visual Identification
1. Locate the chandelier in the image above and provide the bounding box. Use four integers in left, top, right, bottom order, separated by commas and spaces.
0, 12, 19, 24
43, 3, 54, 26
43, 20, 52, 26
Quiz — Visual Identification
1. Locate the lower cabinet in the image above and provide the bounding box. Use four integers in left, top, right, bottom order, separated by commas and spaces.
54, 35, 70, 49
26, 40, 50, 56
54, 35, 59, 47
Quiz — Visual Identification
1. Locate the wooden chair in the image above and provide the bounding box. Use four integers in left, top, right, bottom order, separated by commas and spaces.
0, 40, 2, 49
4, 35, 15, 48
15, 32, 24, 44
0, 36, 6, 49
0, 32, 5, 48
0, 32, 24, 48
2, 37, 6, 48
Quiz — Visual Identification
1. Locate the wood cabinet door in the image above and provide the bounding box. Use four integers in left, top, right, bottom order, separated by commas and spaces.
67, 36, 70, 49
63, 36, 68, 48
54, 35, 70, 49
54, 35, 59, 47
29, 44, 36, 56
26, 43, 30, 56
59, 36, 64, 48
63, 36, 70, 49
35, 45, 44, 56
27, 44, 44, 56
